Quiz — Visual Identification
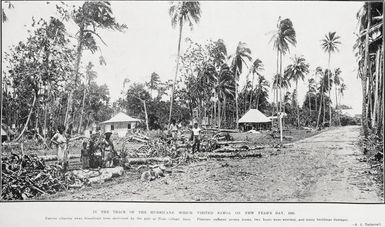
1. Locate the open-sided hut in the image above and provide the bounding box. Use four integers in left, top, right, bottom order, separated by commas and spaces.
238, 109, 272, 131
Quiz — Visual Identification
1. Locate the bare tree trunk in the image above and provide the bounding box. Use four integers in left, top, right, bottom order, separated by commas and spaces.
368, 63, 373, 129
376, 47, 383, 136
316, 88, 324, 129
142, 100, 149, 131
279, 52, 283, 143
78, 85, 87, 134
235, 79, 239, 129
373, 47, 380, 129
361, 3, 371, 138
327, 52, 332, 126
65, 26, 84, 131
249, 73, 255, 109
16, 93, 36, 141
168, 20, 183, 126
255, 91, 259, 111
309, 93, 311, 116
296, 81, 300, 128
218, 99, 221, 128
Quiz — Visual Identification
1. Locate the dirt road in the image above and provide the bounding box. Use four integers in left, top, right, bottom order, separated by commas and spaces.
48, 126, 383, 202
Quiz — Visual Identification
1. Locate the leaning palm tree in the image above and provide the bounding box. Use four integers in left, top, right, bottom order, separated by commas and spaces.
270, 17, 296, 143
321, 31, 341, 126
168, 1, 201, 126
284, 56, 310, 127
230, 41, 252, 129
248, 59, 264, 109
65, 1, 127, 131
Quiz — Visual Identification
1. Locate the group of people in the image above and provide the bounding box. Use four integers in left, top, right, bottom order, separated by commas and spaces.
169, 119, 202, 153
50, 119, 203, 171
50, 125, 117, 172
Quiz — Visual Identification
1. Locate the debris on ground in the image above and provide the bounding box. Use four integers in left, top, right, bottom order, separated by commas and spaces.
1, 153, 84, 200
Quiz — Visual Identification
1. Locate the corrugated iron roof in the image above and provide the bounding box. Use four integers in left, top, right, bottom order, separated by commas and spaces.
238, 109, 271, 123
100, 112, 141, 124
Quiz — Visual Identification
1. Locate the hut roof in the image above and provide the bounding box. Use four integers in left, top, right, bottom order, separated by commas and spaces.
238, 109, 271, 123
100, 112, 141, 125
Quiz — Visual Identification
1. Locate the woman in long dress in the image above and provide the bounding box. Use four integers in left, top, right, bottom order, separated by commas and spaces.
51, 125, 68, 171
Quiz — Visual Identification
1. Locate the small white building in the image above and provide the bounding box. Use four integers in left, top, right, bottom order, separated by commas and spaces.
99, 112, 142, 137
238, 109, 272, 131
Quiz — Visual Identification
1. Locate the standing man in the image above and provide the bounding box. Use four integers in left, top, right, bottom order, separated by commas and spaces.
51, 125, 69, 172
191, 122, 201, 154
101, 131, 115, 167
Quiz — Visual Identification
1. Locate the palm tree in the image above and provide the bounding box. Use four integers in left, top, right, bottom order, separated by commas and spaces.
321, 31, 341, 126
270, 17, 296, 143
215, 64, 235, 128
339, 83, 346, 106
333, 68, 342, 125
78, 62, 97, 133
64, 1, 127, 131
230, 41, 252, 129
316, 67, 324, 129
254, 75, 269, 110
307, 78, 316, 115
168, 1, 201, 126
248, 59, 264, 109
147, 72, 160, 98
284, 56, 310, 127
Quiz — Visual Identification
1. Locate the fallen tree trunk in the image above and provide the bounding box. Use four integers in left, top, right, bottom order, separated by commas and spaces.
213, 146, 265, 153
39, 154, 81, 161
130, 137, 147, 143
205, 128, 239, 133
69, 135, 86, 142
125, 157, 171, 165
216, 141, 248, 145
207, 151, 262, 158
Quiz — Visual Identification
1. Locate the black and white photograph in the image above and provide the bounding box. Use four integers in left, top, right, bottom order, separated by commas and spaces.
1, 0, 384, 204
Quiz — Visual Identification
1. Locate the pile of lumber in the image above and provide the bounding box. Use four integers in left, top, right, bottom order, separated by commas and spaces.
1, 153, 84, 200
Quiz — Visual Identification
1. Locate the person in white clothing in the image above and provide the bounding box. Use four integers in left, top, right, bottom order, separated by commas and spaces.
191, 123, 201, 153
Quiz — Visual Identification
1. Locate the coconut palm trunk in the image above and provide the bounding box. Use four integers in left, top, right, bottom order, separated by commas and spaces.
335, 83, 339, 126
361, 3, 371, 138
65, 26, 84, 131
327, 53, 332, 126
235, 80, 239, 129
169, 19, 183, 126
308, 93, 311, 116
373, 47, 380, 129
316, 84, 324, 129
77, 86, 87, 134
296, 81, 300, 127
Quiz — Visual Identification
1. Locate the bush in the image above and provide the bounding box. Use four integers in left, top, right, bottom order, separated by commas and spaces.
340, 115, 358, 126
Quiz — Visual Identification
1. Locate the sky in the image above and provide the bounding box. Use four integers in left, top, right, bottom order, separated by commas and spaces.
1, 1, 364, 114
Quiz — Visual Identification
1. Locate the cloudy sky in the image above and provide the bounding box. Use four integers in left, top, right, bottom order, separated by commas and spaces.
2, 1, 364, 113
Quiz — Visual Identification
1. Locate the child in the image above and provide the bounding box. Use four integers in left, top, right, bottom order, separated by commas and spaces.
80, 141, 90, 169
